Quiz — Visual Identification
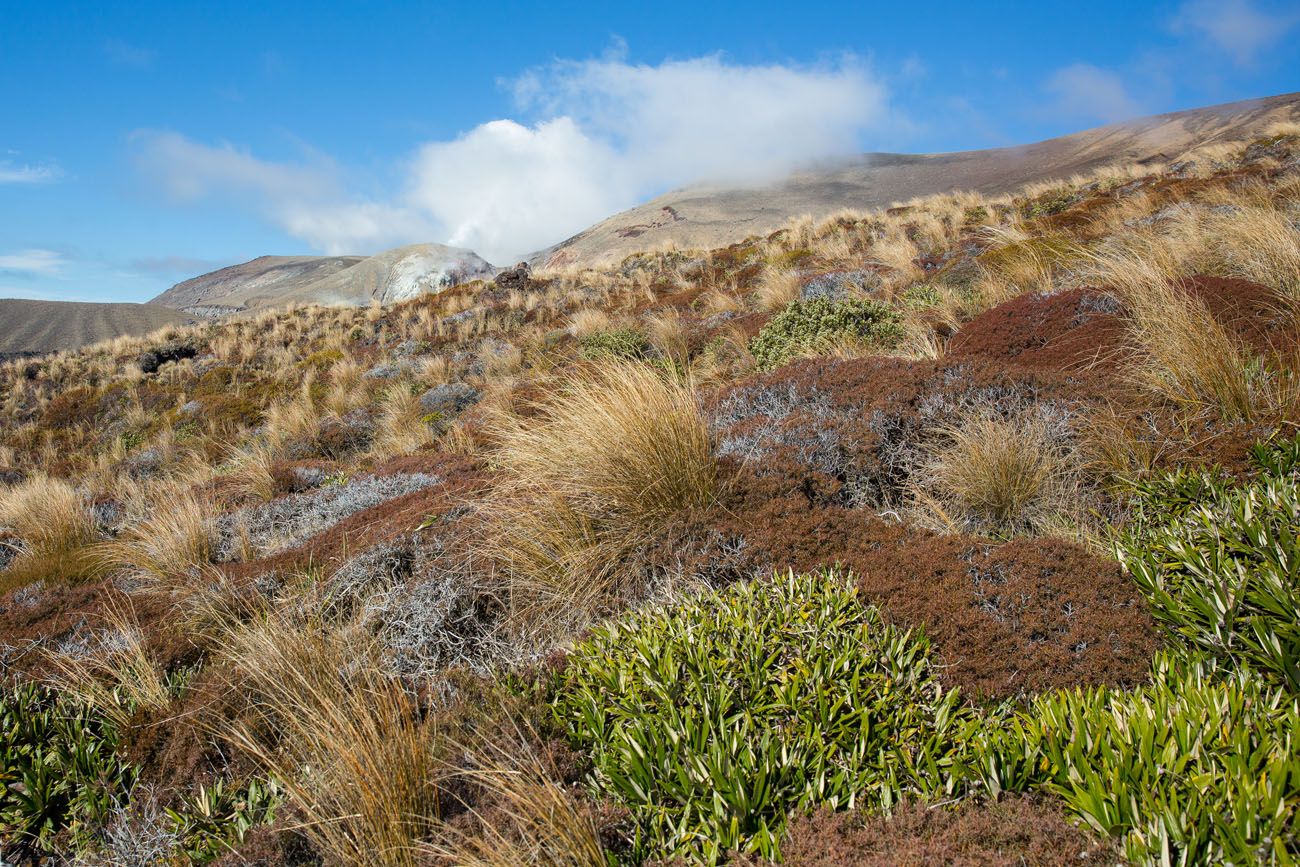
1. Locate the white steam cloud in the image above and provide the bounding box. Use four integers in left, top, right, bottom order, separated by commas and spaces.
134, 53, 890, 263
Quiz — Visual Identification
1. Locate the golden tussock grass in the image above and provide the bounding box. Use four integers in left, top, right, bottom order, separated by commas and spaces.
869, 232, 922, 287
566, 308, 612, 338
1077, 403, 1166, 485
44, 602, 172, 730
483, 362, 716, 622
219, 612, 441, 867
697, 288, 743, 316
754, 263, 802, 311
644, 308, 691, 372
917, 409, 1079, 536
0, 474, 101, 588
1202, 206, 1300, 302
422, 726, 606, 867
371, 387, 437, 458
221, 440, 279, 502
1081, 236, 1263, 421
92, 490, 214, 588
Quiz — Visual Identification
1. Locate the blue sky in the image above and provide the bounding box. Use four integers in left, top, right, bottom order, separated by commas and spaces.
2, 1, 1298, 303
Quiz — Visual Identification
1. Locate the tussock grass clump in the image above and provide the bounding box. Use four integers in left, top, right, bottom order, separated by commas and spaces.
754, 262, 803, 311
219, 613, 441, 867
220, 440, 279, 502
566, 308, 611, 338
485, 362, 716, 622
1203, 205, 1300, 303
92, 493, 214, 588
918, 408, 1078, 536
371, 386, 436, 458
0, 474, 101, 587
422, 728, 607, 867
1084, 239, 1265, 422
44, 605, 175, 730
550, 571, 970, 863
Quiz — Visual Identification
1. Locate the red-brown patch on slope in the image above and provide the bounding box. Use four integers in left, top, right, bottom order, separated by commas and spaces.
947, 287, 1128, 392
680, 462, 1159, 700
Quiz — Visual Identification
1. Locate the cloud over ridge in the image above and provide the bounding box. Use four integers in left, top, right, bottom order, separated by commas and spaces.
134, 52, 891, 263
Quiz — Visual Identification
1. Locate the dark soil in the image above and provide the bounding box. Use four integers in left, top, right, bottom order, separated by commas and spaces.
770, 796, 1114, 866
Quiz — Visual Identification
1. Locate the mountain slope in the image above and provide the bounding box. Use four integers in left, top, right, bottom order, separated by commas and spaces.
271, 244, 497, 307
0, 299, 192, 357
151, 255, 366, 314
536, 91, 1300, 269
153, 245, 496, 312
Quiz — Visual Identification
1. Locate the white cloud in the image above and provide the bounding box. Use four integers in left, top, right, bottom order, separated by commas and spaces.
0, 160, 62, 184
0, 249, 66, 276
510, 53, 887, 187
1173, 0, 1299, 66
1044, 64, 1142, 125
134, 52, 893, 263
132, 132, 435, 255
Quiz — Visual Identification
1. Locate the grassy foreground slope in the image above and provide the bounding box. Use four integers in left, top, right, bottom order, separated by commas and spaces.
0, 126, 1299, 864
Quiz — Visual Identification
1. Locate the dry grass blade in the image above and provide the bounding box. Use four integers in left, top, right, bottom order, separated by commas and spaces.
755, 263, 802, 311
0, 474, 101, 588
218, 612, 441, 867
43, 601, 172, 730
491, 362, 716, 527
484, 362, 716, 625
424, 723, 606, 867
919, 409, 1078, 535
221, 440, 279, 503
92, 492, 214, 588
1082, 238, 1260, 421
1203, 206, 1300, 303
371, 386, 436, 458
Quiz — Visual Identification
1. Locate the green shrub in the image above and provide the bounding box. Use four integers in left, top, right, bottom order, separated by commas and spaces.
1022, 188, 1077, 218
550, 571, 972, 863
972, 656, 1299, 865
0, 683, 137, 859
749, 297, 903, 370
899, 283, 941, 309
578, 327, 651, 362
166, 777, 282, 863
771, 248, 813, 270
1117, 433, 1300, 692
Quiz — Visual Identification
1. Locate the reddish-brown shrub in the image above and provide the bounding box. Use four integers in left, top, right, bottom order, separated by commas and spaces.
666, 461, 1160, 699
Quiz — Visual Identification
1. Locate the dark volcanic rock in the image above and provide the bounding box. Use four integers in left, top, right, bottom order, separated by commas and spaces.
493, 262, 534, 292
418, 382, 481, 418
137, 341, 198, 374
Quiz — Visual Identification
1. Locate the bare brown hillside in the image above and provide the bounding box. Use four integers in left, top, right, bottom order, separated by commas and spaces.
0, 299, 191, 357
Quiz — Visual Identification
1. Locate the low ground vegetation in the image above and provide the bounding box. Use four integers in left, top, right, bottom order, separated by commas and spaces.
0, 127, 1298, 863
